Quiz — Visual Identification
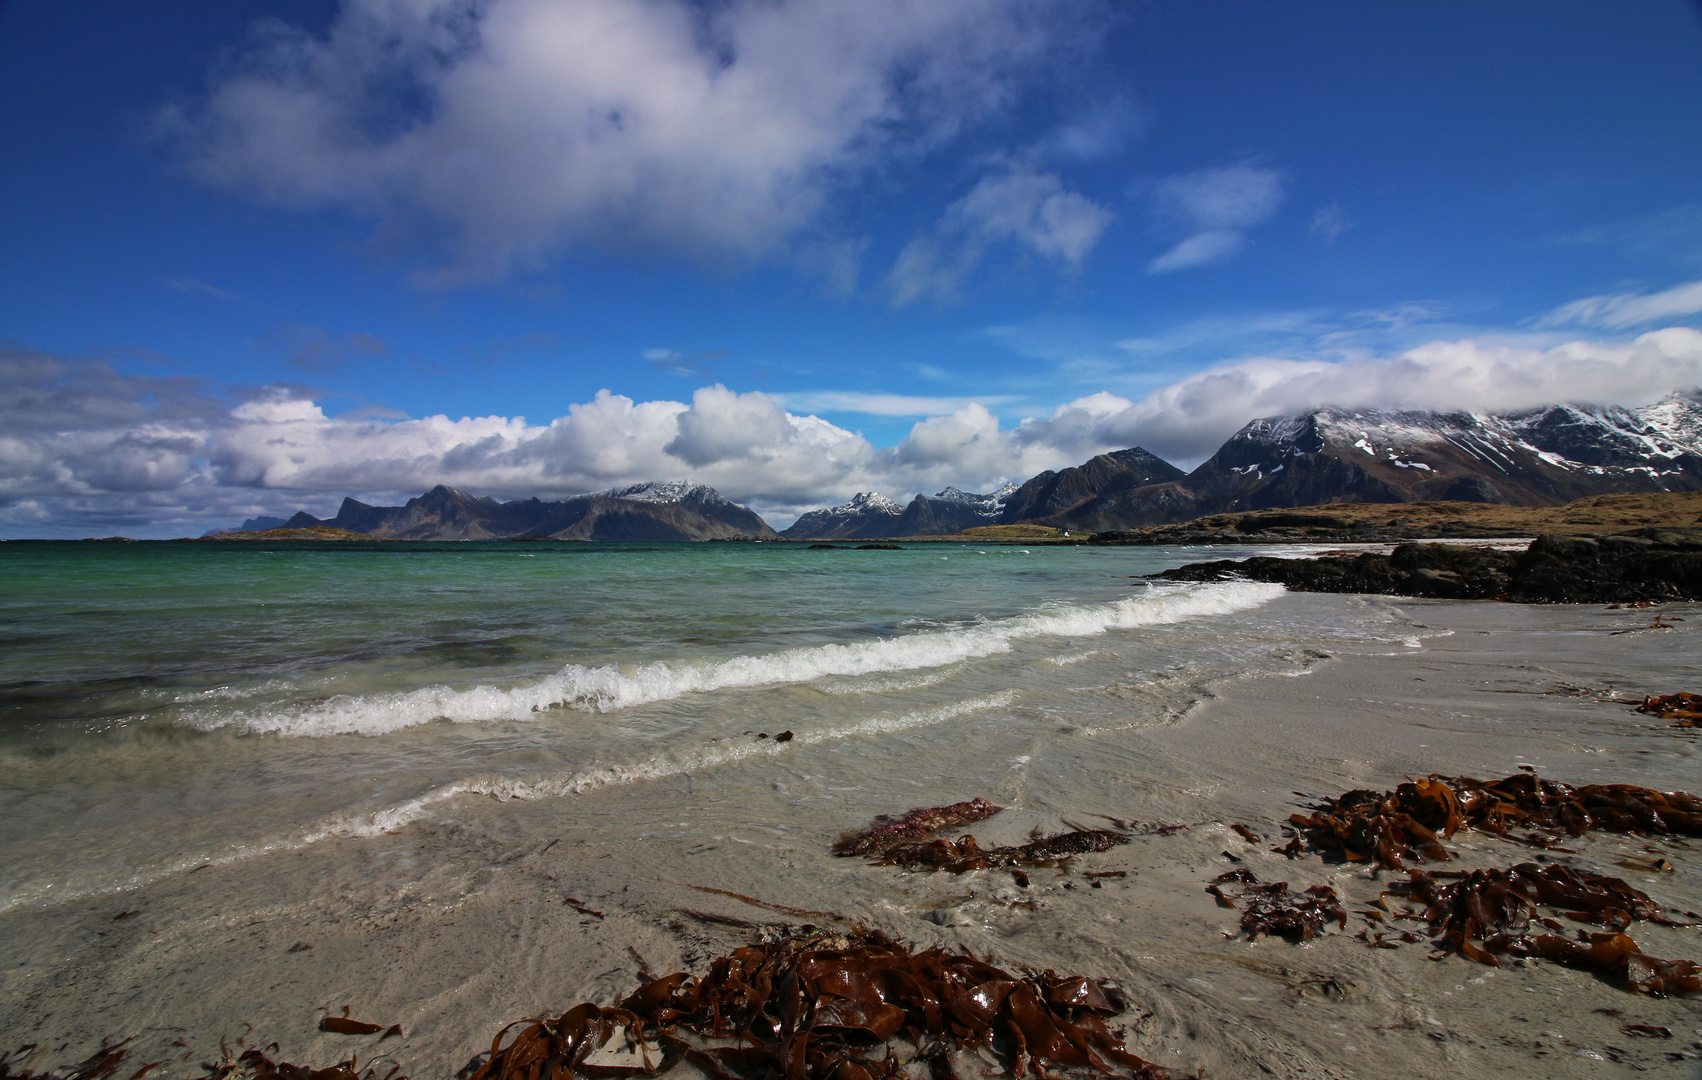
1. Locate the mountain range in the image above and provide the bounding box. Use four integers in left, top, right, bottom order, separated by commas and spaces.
248, 481, 776, 541
222, 391, 1702, 541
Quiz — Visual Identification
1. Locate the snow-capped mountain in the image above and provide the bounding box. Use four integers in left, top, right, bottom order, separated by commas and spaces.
779, 492, 906, 540
782, 483, 1020, 539
599, 480, 730, 506
1027, 391, 1702, 532
892, 483, 1019, 536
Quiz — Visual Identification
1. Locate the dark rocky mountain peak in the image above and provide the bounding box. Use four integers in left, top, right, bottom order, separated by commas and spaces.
891, 483, 1017, 536
999, 446, 1184, 525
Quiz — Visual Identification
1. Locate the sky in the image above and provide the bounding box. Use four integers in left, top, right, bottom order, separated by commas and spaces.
2, 0, 1702, 537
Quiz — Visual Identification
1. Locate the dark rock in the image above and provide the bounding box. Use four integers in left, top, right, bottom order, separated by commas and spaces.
1149, 533, 1702, 604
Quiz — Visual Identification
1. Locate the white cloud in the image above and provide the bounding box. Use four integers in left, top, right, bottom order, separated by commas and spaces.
1539, 279, 1702, 331
948, 170, 1113, 264
1146, 165, 1286, 274
1147, 230, 1243, 274
886, 166, 1111, 305
157, 0, 1094, 284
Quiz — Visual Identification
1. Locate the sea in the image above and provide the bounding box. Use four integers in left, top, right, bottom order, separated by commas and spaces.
0, 538, 1430, 917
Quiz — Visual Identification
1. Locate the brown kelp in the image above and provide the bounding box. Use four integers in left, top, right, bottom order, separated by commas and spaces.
12, 932, 1183, 1080
1373, 863, 1700, 995
1637, 692, 1702, 727
1204, 870, 1346, 944
461, 928, 1182, 1080
1282, 772, 1702, 869
833, 800, 1003, 859
0, 1039, 400, 1080
0, 1041, 140, 1080
875, 831, 1129, 874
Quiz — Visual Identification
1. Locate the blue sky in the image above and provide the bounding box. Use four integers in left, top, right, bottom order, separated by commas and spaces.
3, 0, 1702, 536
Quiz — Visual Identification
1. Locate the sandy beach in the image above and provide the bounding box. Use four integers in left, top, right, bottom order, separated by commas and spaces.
3, 590, 1699, 1078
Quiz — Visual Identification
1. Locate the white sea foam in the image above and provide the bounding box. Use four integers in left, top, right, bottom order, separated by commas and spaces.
0, 692, 1014, 913
208, 581, 1285, 738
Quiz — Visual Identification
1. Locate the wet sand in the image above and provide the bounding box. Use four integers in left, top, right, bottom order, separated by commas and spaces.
3, 594, 1699, 1078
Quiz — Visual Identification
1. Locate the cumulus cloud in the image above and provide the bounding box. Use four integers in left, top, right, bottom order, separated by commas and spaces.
887, 167, 1112, 305
1145, 165, 1286, 273
157, 0, 1094, 284
8, 327, 1702, 536
1539, 279, 1702, 331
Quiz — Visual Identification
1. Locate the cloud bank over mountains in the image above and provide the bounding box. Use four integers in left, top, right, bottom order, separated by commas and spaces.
156, 0, 1103, 287
6, 326, 1702, 537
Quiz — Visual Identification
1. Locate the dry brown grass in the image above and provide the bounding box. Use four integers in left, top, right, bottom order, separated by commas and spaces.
1135, 490, 1702, 540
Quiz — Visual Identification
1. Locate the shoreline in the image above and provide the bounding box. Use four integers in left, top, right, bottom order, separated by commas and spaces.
2, 595, 1698, 1077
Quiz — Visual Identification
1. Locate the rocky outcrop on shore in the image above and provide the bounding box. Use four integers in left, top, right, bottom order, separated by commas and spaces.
1149, 529, 1702, 603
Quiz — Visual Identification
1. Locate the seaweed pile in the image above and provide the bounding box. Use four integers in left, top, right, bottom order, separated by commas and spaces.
1638, 692, 1702, 727
0, 1038, 394, 1080
463, 928, 1180, 1080
875, 831, 1129, 875
1204, 870, 1345, 944
1281, 772, 1702, 869
835, 800, 1128, 875
1371, 864, 1701, 995
7, 932, 1185, 1080
1261, 772, 1702, 995
833, 800, 1004, 859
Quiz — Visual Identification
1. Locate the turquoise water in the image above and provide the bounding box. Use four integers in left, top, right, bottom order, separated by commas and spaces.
0, 539, 1393, 912
1, 540, 1210, 733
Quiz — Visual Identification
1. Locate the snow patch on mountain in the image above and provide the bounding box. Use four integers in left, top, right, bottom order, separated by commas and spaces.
599, 480, 727, 504
927, 482, 1019, 513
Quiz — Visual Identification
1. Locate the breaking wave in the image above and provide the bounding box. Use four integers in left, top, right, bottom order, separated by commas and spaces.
203, 581, 1284, 738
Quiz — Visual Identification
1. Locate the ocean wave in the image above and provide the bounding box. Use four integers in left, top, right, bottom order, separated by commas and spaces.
205, 581, 1284, 738
0, 692, 1014, 914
